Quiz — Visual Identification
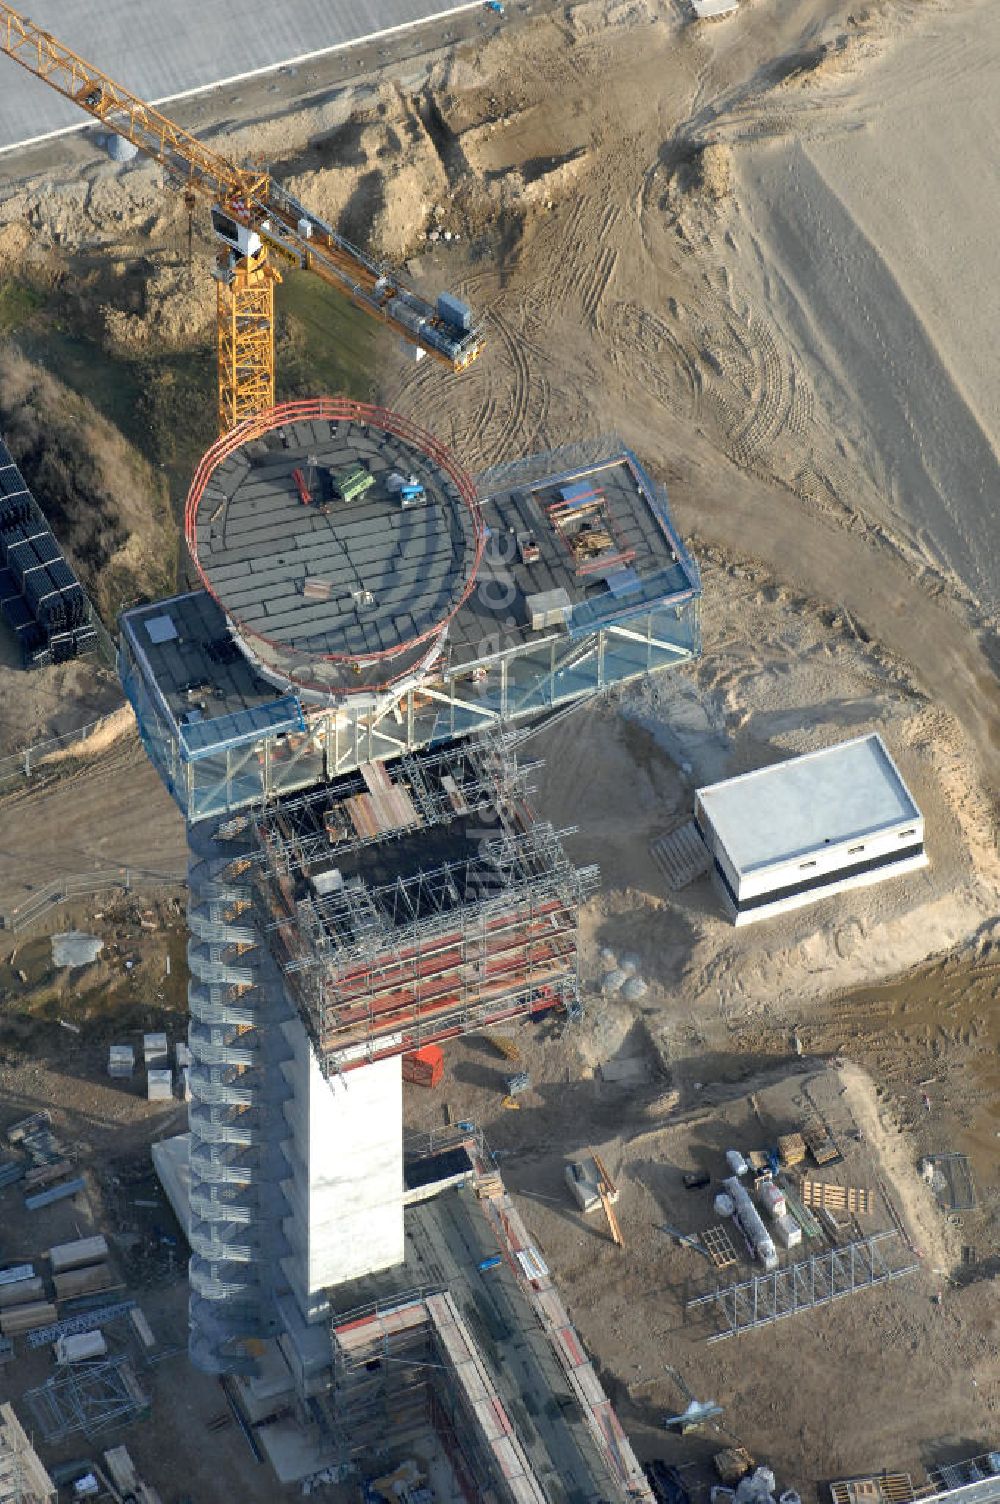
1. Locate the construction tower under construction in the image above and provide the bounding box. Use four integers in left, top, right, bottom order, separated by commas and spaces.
120, 399, 699, 1490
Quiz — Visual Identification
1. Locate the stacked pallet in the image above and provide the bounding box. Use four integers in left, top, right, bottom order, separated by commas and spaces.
108, 1044, 135, 1079
341, 762, 421, 840
802, 1119, 840, 1166
0, 1277, 44, 1311
0, 437, 97, 669
402, 1046, 444, 1088
49, 1237, 109, 1275
46, 1236, 120, 1305
1, 1302, 57, 1336
777, 1132, 807, 1168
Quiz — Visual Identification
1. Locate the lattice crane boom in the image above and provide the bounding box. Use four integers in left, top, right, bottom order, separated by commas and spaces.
0, 5, 483, 433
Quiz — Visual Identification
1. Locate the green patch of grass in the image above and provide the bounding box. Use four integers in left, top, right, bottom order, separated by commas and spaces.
276, 272, 380, 401
0, 280, 45, 333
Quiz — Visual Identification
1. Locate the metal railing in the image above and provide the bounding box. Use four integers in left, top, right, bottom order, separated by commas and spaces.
0, 694, 127, 795
1, 863, 187, 933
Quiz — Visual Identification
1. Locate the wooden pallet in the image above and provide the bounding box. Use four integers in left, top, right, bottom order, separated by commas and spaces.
777, 1132, 807, 1167
702, 1224, 739, 1271
802, 1179, 872, 1215
830, 1475, 915, 1504
802, 1119, 840, 1166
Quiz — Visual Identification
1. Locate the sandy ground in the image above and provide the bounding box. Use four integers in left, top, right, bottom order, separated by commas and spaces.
0, 0, 998, 1492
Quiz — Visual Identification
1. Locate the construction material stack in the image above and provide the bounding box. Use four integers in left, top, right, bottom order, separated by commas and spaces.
0, 437, 98, 668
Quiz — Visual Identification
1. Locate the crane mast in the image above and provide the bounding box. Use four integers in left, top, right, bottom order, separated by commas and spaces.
0, 5, 483, 433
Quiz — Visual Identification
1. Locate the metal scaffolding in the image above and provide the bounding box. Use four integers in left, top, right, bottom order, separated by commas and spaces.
325, 1291, 443, 1461
252, 739, 596, 1072
24, 1357, 150, 1442
687, 1233, 921, 1342
254, 735, 527, 877
324, 1290, 550, 1504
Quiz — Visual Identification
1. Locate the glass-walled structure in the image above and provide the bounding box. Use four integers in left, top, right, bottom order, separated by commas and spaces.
119, 439, 700, 822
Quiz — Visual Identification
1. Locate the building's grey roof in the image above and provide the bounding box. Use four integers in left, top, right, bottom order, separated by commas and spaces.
191, 417, 477, 682
0, 0, 481, 155
447, 452, 697, 667
697, 734, 922, 875
122, 590, 300, 741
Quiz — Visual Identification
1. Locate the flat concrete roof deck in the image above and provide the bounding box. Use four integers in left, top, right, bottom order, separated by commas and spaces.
120, 591, 306, 750
697, 733, 922, 875
448, 452, 698, 668
190, 414, 480, 691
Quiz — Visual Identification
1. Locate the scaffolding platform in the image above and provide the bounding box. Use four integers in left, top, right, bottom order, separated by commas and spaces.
253, 739, 596, 1073
687, 1233, 920, 1342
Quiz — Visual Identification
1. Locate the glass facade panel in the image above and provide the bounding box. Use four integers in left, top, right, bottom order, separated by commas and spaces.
505, 645, 556, 718
190, 751, 234, 821
269, 735, 324, 796
602, 630, 652, 682
550, 642, 600, 703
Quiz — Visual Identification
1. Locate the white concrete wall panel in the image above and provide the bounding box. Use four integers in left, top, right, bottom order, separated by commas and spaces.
280, 1017, 403, 1315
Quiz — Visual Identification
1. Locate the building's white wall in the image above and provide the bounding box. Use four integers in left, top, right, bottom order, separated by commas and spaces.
279, 1017, 404, 1319
736, 818, 923, 902
731, 850, 928, 926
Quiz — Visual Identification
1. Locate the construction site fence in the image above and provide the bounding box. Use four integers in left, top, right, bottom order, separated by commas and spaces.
0, 698, 127, 795
1, 863, 188, 934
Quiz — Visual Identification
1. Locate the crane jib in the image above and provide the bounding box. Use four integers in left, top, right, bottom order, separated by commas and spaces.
0, 0, 483, 418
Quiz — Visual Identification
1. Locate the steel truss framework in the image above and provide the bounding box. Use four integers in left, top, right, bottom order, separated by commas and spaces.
687, 1233, 921, 1342
24, 1356, 150, 1442
254, 735, 526, 877
216, 252, 279, 434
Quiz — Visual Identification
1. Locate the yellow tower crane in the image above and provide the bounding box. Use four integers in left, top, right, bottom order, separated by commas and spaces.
0, 6, 483, 434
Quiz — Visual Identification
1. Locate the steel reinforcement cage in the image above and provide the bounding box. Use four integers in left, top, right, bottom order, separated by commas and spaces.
252, 793, 597, 1074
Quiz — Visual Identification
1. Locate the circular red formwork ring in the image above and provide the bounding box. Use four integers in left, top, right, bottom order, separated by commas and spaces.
184, 399, 486, 697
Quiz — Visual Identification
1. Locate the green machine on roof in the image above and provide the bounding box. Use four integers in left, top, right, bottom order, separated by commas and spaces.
332, 463, 375, 505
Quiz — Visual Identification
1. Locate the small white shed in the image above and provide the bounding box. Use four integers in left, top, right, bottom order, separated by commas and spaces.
694, 733, 926, 925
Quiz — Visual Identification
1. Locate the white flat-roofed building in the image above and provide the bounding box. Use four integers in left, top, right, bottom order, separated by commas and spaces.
695, 733, 927, 925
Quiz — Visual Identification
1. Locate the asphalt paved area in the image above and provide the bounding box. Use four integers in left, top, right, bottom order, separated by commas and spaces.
0, 0, 484, 152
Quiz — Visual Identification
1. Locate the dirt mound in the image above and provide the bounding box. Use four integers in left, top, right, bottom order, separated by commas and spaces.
0, 348, 176, 619
286, 86, 449, 262
100, 259, 215, 355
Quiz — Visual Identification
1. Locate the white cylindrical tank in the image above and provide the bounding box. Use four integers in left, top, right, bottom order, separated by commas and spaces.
724, 1176, 778, 1270
725, 1150, 748, 1177
714, 1192, 735, 1218
759, 1182, 787, 1219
